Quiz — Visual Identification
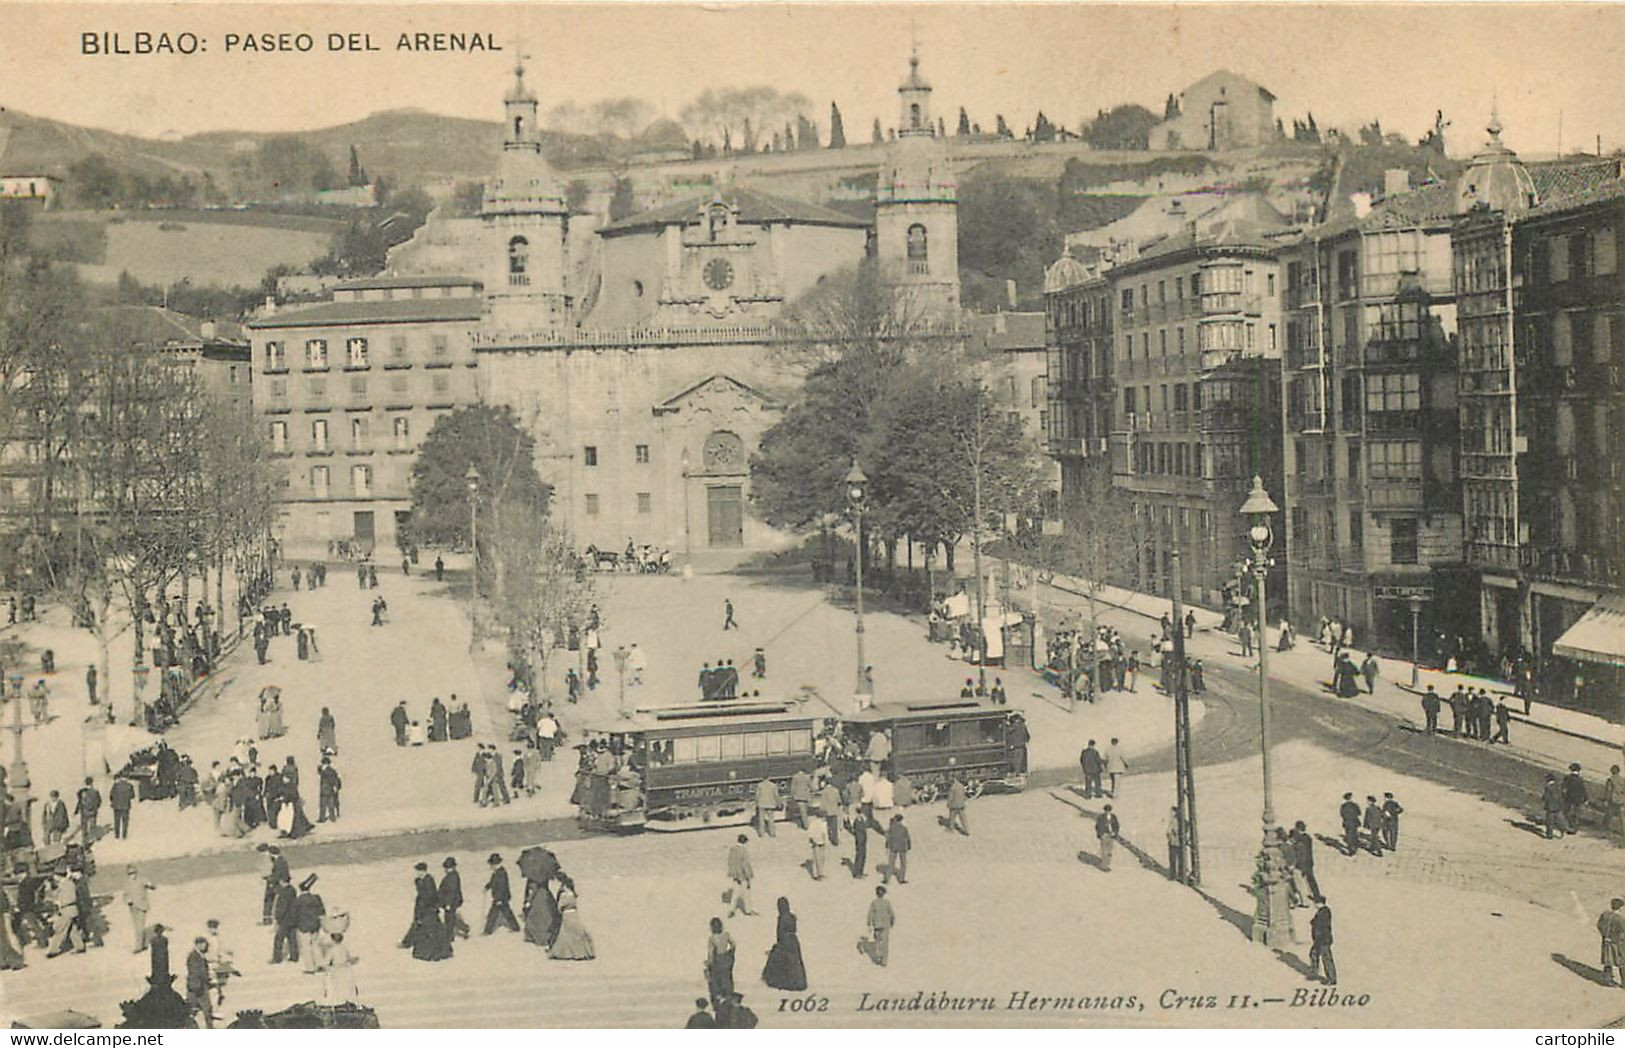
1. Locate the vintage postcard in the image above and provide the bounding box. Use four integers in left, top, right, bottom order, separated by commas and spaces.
0, 0, 1622, 1032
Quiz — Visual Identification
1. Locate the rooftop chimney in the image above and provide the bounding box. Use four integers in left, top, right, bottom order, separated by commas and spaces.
1005, 280, 1018, 309
1383, 169, 1411, 198
1350, 192, 1373, 218
199, 320, 216, 340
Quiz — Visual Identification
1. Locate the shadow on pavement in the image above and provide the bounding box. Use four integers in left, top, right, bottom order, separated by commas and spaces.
1552, 952, 1615, 988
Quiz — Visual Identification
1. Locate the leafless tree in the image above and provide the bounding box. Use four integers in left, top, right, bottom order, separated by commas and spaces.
491, 502, 596, 706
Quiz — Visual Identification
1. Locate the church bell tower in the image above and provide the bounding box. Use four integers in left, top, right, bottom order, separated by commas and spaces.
481, 58, 572, 331
874, 46, 959, 316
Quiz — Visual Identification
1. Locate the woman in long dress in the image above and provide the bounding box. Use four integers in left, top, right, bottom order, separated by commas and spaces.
255, 696, 273, 740
408, 874, 452, 962
705, 917, 736, 1006
547, 877, 595, 960
283, 789, 314, 839
317, 708, 337, 755
761, 896, 807, 991
522, 875, 561, 948
322, 933, 360, 1004
428, 699, 448, 743
265, 694, 285, 738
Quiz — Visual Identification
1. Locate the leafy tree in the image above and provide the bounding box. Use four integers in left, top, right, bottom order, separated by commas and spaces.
66, 155, 124, 209
1164, 93, 1182, 120
937, 117, 946, 139
872, 118, 884, 144
828, 103, 846, 149
409, 404, 551, 562
796, 115, 820, 151
347, 144, 368, 187
995, 114, 1011, 138
678, 86, 811, 151
1033, 111, 1057, 143
1359, 120, 1385, 147
741, 118, 757, 154
957, 107, 971, 137
1080, 104, 1157, 150
451, 180, 486, 217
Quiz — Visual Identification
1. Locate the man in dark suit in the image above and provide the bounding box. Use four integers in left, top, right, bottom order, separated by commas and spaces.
74, 777, 102, 840
270, 878, 299, 964
1362, 795, 1384, 855
483, 853, 519, 934
1290, 821, 1323, 903
186, 938, 215, 1028
1309, 903, 1336, 985
1380, 793, 1404, 851
439, 858, 468, 939
1338, 793, 1361, 855
291, 875, 326, 973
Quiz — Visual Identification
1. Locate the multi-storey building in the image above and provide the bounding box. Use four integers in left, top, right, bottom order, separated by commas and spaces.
1105, 222, 1287, 611
1278, 178, 1471, 653
967, 310, 1058, 508
1043, 249, 1115, 497
1453, 116, 1625, 711
246, 275, 484, 553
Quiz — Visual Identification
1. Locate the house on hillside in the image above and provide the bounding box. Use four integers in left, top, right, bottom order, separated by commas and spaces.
1150, 71, 1277, 152
0, 174, 58, 207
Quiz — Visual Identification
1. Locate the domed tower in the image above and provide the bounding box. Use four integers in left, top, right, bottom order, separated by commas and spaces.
482, 58, 572, 331
1455, 106, 1538, 215
874, 46, 960, 316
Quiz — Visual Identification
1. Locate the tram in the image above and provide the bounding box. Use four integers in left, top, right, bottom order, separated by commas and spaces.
836, 699, 1029, 801
574, 700, 820, 832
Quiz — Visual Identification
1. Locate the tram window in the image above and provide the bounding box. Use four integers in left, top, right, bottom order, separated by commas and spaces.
695, 736, 721, 762
950, 721, 984, 746
980, 719, 1006, 743
672, 737, 697, 763
720, 734, 744, 760
767, 731, 789, 755
923, 722, 951, 748
743, 733, 766, 757
649, 740, 674, 765
895, 725, 927, 751
788, 728, 812, 753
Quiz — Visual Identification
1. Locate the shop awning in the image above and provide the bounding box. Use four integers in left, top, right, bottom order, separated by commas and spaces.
1552, 593, 1625, 667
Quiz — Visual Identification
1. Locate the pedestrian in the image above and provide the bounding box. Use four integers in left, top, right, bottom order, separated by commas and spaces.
1360, 652, 1379, 694
1185, 609, 1196, 639
1165, 807, 1183, 881
1339, 792, 1361, 855
1421, 686, 1440, 733
125, 866, 154, 954
686, 998, 716, 1029
945, 776, 969, 836
1095, 804, 1120, 870
1309, 902, 1337, 985
1104, 737, 1128, 797
1239, 620, 1254, 658
291, 875, 326, 974
1190, 658, 1205, 693
186, 938, 215, 1028
404, 862, 452, 962
74, 777, 101, 840
434, 556, 444, 582
1493, 699, 1511, 744
726, 834, 756, 917
788, 768, 812, 831
1604, 766, 1625, 837
483, 853, 519, 934
1563, 763, 1589, 832
705, 917, 737, 1006
723, 598, 737, 631
808, 834, 827, 880
1362, 795, 1384, 855
260, 844, 290, 925
1600, 898, 1625, 986
318, 758, 342, 822
1080, 740, 1104, 798
1380, 792, 1404, 851
883, 814, 911, 884
753, 775, 780, 837
270, 875, 298, 964
390, 701, 408, 747
317, 707, 337, 755
858, 885, 895, 966
752, 647, 766, 680
761, 896, 807, 990
41, 789, 68, 844
818, 776, 841, 847
321, 933, 360, 1005
849, 810, 869, 878
86, 664, 98, 706
109, 777, 135, 840
439, 858, 469, 941
1290, 821, 1323, 902
1449, 687, 1467, 735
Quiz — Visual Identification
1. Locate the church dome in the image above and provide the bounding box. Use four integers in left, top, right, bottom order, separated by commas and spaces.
1044, 249, 1093, 293
1455, 110, 1537, 214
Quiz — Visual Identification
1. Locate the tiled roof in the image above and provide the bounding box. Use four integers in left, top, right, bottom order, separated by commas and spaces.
1525, 176, 1625, 218
1122, 217, 1282, 270
97, 305, 247, 344
1313, 183, 1457, 240
1529, 158, 1625, 204
334, 274, 481, 291
600, 186, 870, 236
248, 297, 483, 330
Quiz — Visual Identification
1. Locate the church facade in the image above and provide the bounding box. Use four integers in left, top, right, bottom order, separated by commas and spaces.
381, 49, 962, 556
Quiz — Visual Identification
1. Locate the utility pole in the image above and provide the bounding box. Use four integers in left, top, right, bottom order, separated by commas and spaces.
1169, 551, 1200, 885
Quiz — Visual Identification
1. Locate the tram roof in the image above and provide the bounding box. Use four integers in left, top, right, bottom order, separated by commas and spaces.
580, 700, 821, 735
843, 699, 1017, 725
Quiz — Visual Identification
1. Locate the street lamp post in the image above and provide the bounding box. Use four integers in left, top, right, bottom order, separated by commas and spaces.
846, 462, 870, 702
5, 668, 30, 841
465, 466, 481, 653
131, 662, 150, 730
680, 448, 693, 567
612, 645, 629, 717
1409, 594, 1424, 689
1240, 475, 1292, 946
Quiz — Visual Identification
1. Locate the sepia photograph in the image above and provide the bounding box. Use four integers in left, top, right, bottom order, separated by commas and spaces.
0, 0, 1622, 1032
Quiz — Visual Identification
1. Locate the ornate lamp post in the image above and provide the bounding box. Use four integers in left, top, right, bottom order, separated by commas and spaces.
612, 645, 629, 718
1409, 594, 1424, 688
846, 462, 869, 701
131, 662, 150, 729
5, 668, 30, 839
465, 466, 481, 653
1239, 475, 1292, 946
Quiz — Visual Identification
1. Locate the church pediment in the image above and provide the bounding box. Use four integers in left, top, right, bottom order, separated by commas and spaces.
652, 373, 782, 417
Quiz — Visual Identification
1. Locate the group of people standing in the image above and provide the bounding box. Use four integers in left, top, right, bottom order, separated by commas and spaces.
1418, 684, 1512, 743
389, 696, 473, 747
1337, 791, 1405, 856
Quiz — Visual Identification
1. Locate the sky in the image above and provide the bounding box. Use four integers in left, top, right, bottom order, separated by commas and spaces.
2, 2, 1624, 157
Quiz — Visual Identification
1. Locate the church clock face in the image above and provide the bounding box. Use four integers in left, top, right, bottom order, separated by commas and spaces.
703, 258, 736, 291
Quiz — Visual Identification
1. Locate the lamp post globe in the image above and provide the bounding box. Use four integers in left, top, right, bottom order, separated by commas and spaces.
845, 461, 869, 701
